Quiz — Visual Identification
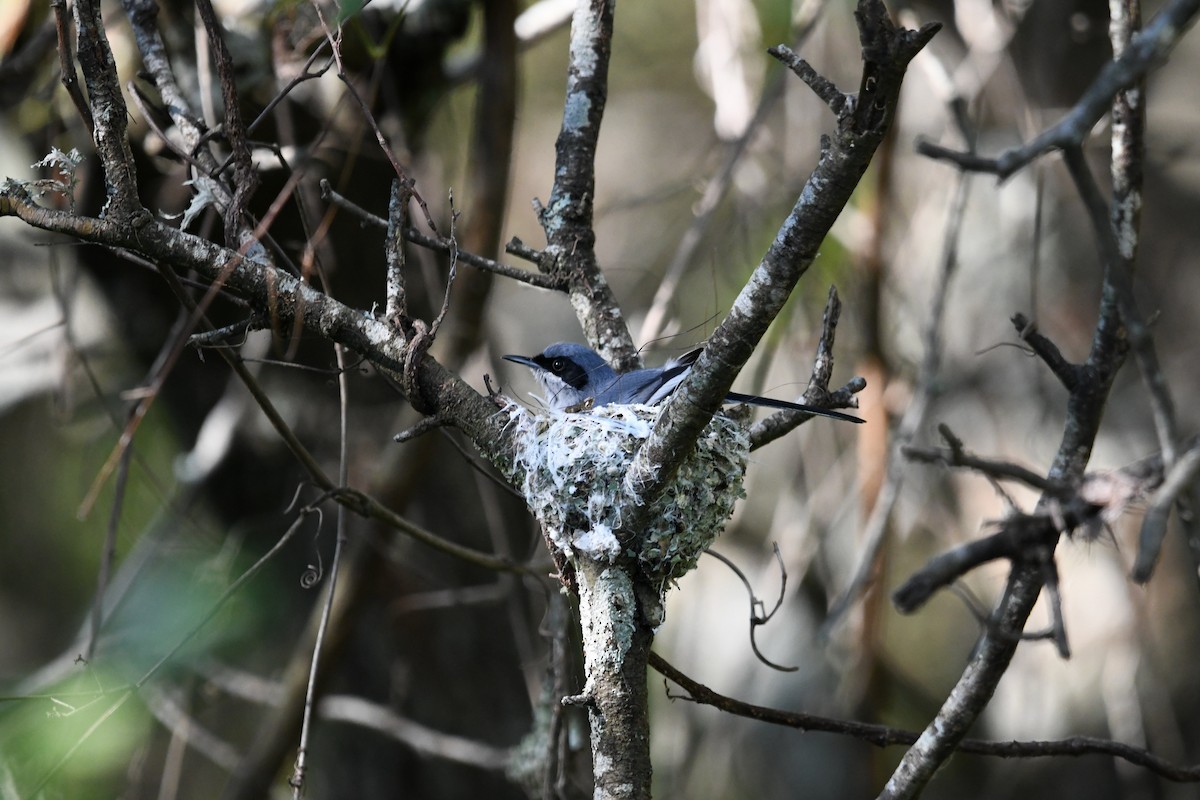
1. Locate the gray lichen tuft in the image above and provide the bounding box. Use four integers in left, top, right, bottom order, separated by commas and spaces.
502, 403, 749, 585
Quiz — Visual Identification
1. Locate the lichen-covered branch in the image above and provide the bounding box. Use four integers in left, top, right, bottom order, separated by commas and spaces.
74, 0, 142, 215
619, 0, 938, 532
569, 560, 652, 800
538, 0, 635, 368
0, 185, 511, 458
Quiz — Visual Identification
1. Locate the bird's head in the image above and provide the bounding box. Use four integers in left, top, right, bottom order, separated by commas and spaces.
503, 342, 615, 410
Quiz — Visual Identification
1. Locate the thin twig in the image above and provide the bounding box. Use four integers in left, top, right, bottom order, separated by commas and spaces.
649, 652, 1200, 781
1011, 313, 1080, 390
822, 103, 974, 635
901, 428, 1070, 497
892, 449, 1158, 614
124, 0, 237, 218
1134, 442, 1200, 581
321, 180, 562, 290
318, 695, 512, 770
51, 0, 94, 132
504, 236, 545, 265
313, 3, 436, 234
27, 508, 317, 796
749, 286, 865, 449
290, 344, 351, 797
210, 43, 335, 179
194, 0, 258, 248
623, 5, 939, 533
769, 44, 851, 119
704, 545, 796, 672
637, 6, 832, 344
142, 683, 241, 771
1062, 146, 1178, 465
916, 0, 1200, 178
429, 189, 460, 338
85, 439, 133, 661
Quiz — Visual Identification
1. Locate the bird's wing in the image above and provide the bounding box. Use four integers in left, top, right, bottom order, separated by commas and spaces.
641, 361, 694, 405
666, 347, 703, 369
601, 347, 697, 405
586, 365, 677, 406
639, 346, 702, 404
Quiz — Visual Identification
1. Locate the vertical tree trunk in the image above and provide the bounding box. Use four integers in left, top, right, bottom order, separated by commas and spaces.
572, 558, 654, 800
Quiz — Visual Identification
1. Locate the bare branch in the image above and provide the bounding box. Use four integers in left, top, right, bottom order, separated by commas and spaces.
318, 695, 512, 770
194, 0, 258, 248
769, 45, 851, 119
881, 1, 1157, 792
321, 180, 562, 290
0, 186, 512, 459
639, 16, 824, 345
51, 0, 93, 132
142, 684, 241, 772
75, 0, 143, 215
446, 0, 520, 358
901, 426, 1071, 496
749, 286, 865, 450
620, 2, 938, 532
538, 0, 635, 368
916, 0, 1200, 178
290, 345, 351, 797
1063, 146, 1178, 464
823, 24, 994, 639
122, 0, 260, 255
892, 445, 1157, 611
1134, 441, 1200, 581
313, 6, 435, 234
649, 653, 1200, 782
1012, 313, 1081, 391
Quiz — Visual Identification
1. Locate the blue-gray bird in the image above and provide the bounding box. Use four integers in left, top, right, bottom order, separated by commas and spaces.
503, 342, 863, 423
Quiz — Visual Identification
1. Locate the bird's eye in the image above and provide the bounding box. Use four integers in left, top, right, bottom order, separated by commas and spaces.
551, 359, 566, 372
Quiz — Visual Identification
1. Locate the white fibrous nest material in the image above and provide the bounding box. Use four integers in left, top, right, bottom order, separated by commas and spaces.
502, 402, 749, 584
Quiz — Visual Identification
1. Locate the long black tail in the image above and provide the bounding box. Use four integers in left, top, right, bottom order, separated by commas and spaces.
724, 391, 864, 423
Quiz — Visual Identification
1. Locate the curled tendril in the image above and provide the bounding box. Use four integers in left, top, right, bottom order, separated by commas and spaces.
300, 564, 322, 588
301, 554, 323, 588
703, 543, 797, 672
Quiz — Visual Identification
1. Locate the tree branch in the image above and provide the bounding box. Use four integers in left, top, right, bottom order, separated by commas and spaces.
916, 0, 1200, 178
0, 186, 511, 457
649, 652, 1200, 782
52, 0, 93, 133
320, 180, 563, 290
882, 1, 1159, 792
619, 1, 938, 534
75, 0, 143, 216
748, 286, 865, 450
538, 0, 635, 368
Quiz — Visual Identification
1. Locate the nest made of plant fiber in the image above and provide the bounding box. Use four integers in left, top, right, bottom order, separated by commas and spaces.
504, 402, 749, 583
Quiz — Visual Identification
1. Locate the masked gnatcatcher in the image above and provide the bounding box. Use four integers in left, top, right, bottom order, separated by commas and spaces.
504, 342, 863, 422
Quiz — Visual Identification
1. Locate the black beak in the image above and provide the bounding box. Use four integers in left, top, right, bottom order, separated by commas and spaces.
502, 354, 541, 370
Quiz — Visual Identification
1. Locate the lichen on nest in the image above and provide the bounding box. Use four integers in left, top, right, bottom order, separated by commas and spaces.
502, 402, 749, 584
